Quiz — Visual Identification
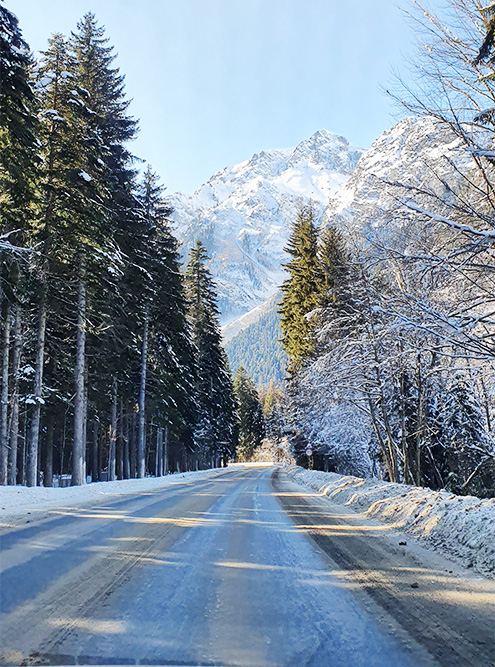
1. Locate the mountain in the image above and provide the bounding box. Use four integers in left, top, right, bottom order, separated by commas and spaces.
222, 291, 281, 344
224, 296, 286, 387
167, 130, 363, 324
221, 115, 477, 385
321, 115, 470, 239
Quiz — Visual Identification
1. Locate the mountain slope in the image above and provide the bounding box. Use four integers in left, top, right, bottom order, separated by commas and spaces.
321, 115, 471, 239
224, 297, 286, 387
167, 130, 363, 324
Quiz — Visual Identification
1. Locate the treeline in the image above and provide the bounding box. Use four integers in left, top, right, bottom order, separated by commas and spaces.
279, 0, 495, 497
0, 6, 237, 486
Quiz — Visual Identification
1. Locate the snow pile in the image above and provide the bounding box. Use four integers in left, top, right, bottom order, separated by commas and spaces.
286, 466, 495, 578
0, 467, 233, 526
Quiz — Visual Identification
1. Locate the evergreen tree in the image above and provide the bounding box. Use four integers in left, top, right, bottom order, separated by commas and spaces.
0, 2, 39, 484
135, 166, 197, 472
0, 1, 38, 240
474, 2, 495, 69
67, 13, 138, 484
27, 31, 92, 487
185, 241, 237, 466
440, 375, 494, 495
318, 226, 350, 308
279, 206, 322, 369
234, 367, 264, 461
261, 380, 285, 444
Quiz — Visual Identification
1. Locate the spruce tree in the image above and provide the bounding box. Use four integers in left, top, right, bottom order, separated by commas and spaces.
27, 31, 90, 487
133, 166, 196, 474
0, 3, 39, 484
279, 206, 322, 369
441, 375, 493, 495
67, 13, 138, 484
0, 1, 38, 239
185, 241, 237, 466
233, 367, 264, 461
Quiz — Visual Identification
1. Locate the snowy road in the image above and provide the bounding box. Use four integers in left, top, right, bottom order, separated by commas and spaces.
0, 466, 493, 666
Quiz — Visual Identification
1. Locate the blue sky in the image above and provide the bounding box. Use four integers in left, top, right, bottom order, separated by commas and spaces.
13, 0, 421, 193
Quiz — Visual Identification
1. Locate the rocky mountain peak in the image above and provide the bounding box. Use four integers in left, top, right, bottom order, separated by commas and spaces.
168, 130, 364, 324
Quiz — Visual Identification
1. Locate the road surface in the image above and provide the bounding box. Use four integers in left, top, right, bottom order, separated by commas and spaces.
0, 465, 493, 666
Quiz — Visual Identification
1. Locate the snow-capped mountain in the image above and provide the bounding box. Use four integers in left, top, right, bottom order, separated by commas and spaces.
321, 115, 471, 240
167, 130, 363, 324
217, 116, 479, 383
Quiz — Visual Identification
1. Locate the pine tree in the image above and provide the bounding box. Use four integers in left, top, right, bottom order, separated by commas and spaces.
441, 374, 493, 495
279, 206, 322, 369
474, 2, 495, 69
66, 13, 138, 484
185, 241, 237, 466
261, 380, 285, 443
133, 166, 197, 475
0, 2, 38, 239
0, 3, 39, 484
318, 227, 350, 307
234, 367, 264, 461
25, 31, 87, 487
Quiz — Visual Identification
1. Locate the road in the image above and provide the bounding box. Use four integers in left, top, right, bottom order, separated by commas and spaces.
0, 465, 493, 666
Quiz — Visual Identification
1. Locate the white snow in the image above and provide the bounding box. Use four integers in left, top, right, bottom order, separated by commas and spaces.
0, 468, 234, 527
42, 110, 65, 122
402, 200, 495, 238
167, 129, 363, 323
285, 466, 495, 579
79, 171, 92, 182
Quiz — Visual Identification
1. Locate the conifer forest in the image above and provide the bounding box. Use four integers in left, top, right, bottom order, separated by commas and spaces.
0, 8, 239, 487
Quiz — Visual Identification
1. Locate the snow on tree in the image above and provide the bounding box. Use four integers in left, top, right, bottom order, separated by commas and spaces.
185, 241, 237, 467
233, 366, 264, 461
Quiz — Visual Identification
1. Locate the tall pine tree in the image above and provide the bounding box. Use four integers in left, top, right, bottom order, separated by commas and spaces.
279, 206, 322, 369
233, 367, 264, 461
185, 241, 237, 466
0, 2, 39, 484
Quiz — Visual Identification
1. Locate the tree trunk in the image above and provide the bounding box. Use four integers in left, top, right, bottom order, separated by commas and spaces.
137, 311, 149, 478
17, 405, 26, 485
117, 399, 123, 480
91, 420, 99, 483
163, 425, 168, 475
82, 369, 88, 482
26, 286, 47, 487
155, 427, 161, 477
7, 303, 22, 485
108, 378, 117, 481
130, 412, 136, 479
72, 259, 86, 486
43, 414, 54, 487
0, 300, 11, 485
123, 412, 130, 479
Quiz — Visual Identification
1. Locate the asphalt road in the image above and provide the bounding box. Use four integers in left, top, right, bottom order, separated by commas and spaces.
0, 466, 493, 666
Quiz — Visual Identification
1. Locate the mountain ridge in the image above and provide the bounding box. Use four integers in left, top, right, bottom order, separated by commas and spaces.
167, 129, 364, 324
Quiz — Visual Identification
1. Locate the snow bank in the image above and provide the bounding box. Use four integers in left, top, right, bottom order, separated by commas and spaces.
285, 466, 495, 579
0, 468, 233, 526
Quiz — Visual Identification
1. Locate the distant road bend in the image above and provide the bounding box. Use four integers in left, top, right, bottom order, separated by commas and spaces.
0, 465, 493, 666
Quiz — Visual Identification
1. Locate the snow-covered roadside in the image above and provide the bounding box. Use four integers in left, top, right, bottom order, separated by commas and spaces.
0, 467, 234, 527
284, 466, 495, 579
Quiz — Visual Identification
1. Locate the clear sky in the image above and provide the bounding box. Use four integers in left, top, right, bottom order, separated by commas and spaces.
12, 0, 422, 194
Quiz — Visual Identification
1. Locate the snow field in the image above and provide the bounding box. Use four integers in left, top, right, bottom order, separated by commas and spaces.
285, 466, 495, 578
